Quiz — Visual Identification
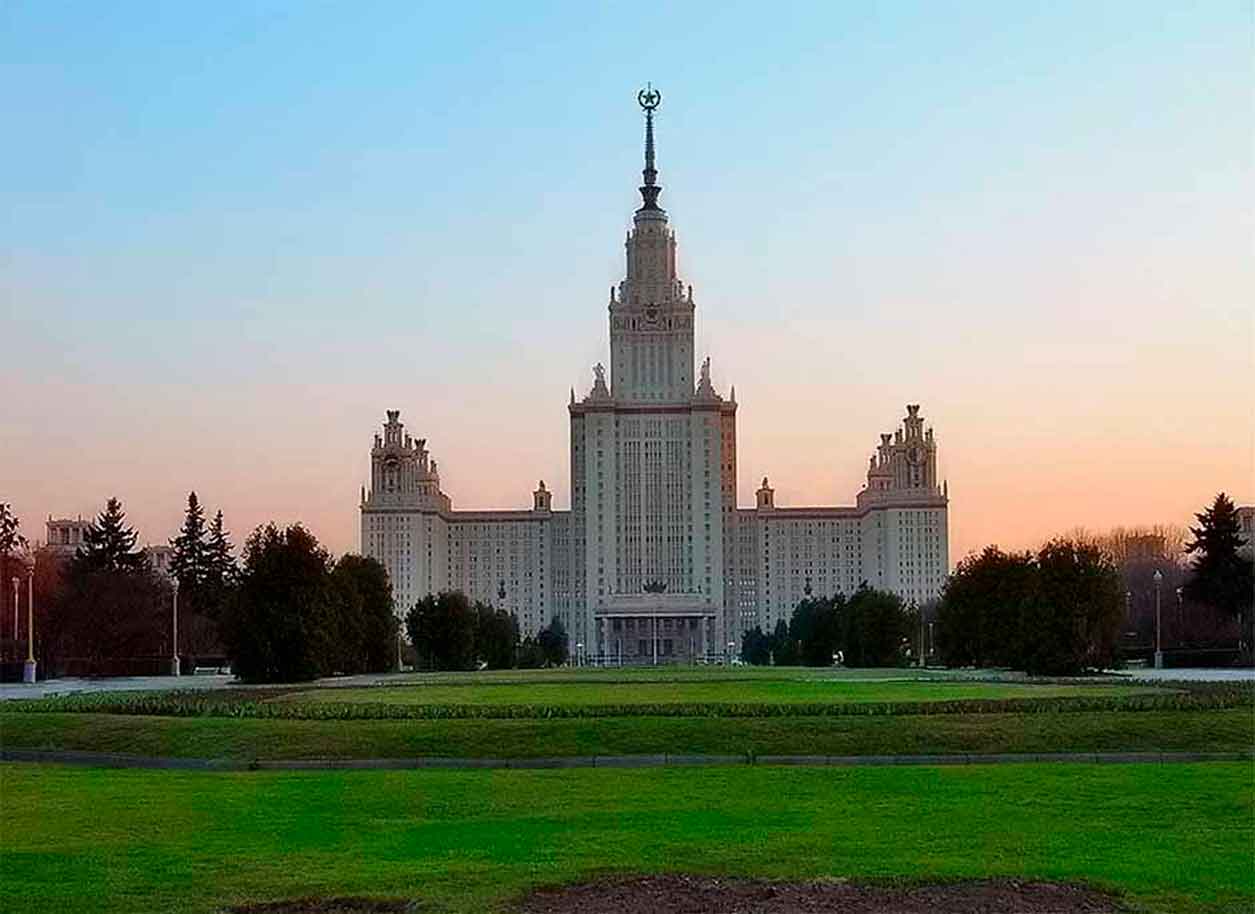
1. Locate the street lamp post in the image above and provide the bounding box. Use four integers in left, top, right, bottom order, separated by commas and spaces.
10, 576, 18, 642
23, 557, 36, 684
1153, 569, 1164, 670
170, 579, 181, 677
576, 641, 583, 668
727, 641, 735, 665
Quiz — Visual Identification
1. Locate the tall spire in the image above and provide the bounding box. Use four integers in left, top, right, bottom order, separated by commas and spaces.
637, 85, 662, 211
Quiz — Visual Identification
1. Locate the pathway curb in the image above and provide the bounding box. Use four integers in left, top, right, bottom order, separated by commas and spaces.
3, 748, 1251, 771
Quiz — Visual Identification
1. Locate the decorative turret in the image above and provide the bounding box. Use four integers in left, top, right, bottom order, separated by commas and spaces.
860, 405, 943, 504
533, 480, 553, 513
756, 477, 775, 511
364, 410, 451, 512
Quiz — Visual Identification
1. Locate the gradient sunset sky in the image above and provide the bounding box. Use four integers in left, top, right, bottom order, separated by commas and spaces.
2, 2, 1251, 561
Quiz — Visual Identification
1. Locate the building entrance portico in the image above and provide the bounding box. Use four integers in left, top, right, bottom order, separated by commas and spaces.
595, 592, 717, 665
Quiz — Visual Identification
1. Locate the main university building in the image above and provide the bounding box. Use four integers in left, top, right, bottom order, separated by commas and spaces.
362, 91, 949, 662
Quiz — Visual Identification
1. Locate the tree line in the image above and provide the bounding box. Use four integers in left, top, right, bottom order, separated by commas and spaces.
935, 493, 1252, 673
740, 585, 917, 668
405, 590, 568, 671
0, 495, 399, 682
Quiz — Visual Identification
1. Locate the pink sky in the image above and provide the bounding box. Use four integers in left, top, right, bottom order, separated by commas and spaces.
3, 4, 1251, 567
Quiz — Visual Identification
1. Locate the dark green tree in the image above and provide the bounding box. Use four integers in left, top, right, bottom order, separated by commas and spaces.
0, 502, 27, 554
58, 499, 166, 671
739, 625, 772, 665
223, 523, 336, 682
843, 585, 912, 667
169, 492, 209, 590
330, 554, 398, 674
405, 591, 478, 671
0, 503, 30, 640
1025, 539, 1124, 675
770, 618, 797, 666
1183, 493, 1255, 649
936, 547, 1036, 667
55, 565, 168, 669
475, 602, 519, 670
537, 616, 569, 667
206, 510, 238, 587
73, 498, 148, 574
790, 594, 844, 666
516, 635, 546, 668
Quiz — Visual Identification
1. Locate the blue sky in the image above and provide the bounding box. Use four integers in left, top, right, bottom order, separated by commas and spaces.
2, 1, 1250, 555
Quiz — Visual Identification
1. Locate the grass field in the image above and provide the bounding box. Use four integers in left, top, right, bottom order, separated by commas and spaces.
280, 678, 1161, 707
2, 761, 1250, 914
3, 708, 1250, 760
4, 670, 1250, 913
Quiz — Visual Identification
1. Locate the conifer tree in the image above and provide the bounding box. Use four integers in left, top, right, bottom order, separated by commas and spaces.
0, 503, 27, 555
73, 498, 147, 574
169, 492, 209, 590
206, 510, 237, 586
1184, 493, 1254, 645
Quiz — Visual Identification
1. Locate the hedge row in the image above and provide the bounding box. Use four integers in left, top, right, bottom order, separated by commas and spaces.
7, 684, 1252, 721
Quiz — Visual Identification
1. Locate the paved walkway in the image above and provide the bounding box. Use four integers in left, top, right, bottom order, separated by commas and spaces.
1114, 667, 1255, 682
3, 666, 1250, 702
0, 670, 407, 701
3, 748, 1250, 771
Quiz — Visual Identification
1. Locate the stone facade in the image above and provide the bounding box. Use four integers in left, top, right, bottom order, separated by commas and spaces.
45, 516, 91, 556
361, 94, 950, 660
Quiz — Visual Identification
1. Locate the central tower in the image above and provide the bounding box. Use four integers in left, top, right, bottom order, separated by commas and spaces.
567, 87, 736, 665
609, 86, 695, 402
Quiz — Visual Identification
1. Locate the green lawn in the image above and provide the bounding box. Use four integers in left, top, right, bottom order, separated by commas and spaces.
2, 761, 1249, 914
2, 708, 1248, 760
282, 678, 1161, 707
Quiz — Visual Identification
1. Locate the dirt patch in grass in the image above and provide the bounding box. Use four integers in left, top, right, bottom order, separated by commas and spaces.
513, 875, 1127, 913
225, 898, 416, 914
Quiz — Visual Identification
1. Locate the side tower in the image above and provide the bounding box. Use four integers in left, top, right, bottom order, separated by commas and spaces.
857, 405, 949, 605
360, 410, 450, 616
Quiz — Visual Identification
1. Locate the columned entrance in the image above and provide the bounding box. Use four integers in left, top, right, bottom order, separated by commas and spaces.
594, 591, 723, 665
596, 611, 715, 665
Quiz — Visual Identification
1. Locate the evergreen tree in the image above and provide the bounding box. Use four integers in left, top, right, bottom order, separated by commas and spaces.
0, 503, 27, 554
73, 498, 147, 574
169, 492, 209, 590
206, 510, 238, 586
1184, 493, 1254, 648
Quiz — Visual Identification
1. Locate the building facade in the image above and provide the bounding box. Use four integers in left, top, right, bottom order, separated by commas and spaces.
361, 92, 950, 661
